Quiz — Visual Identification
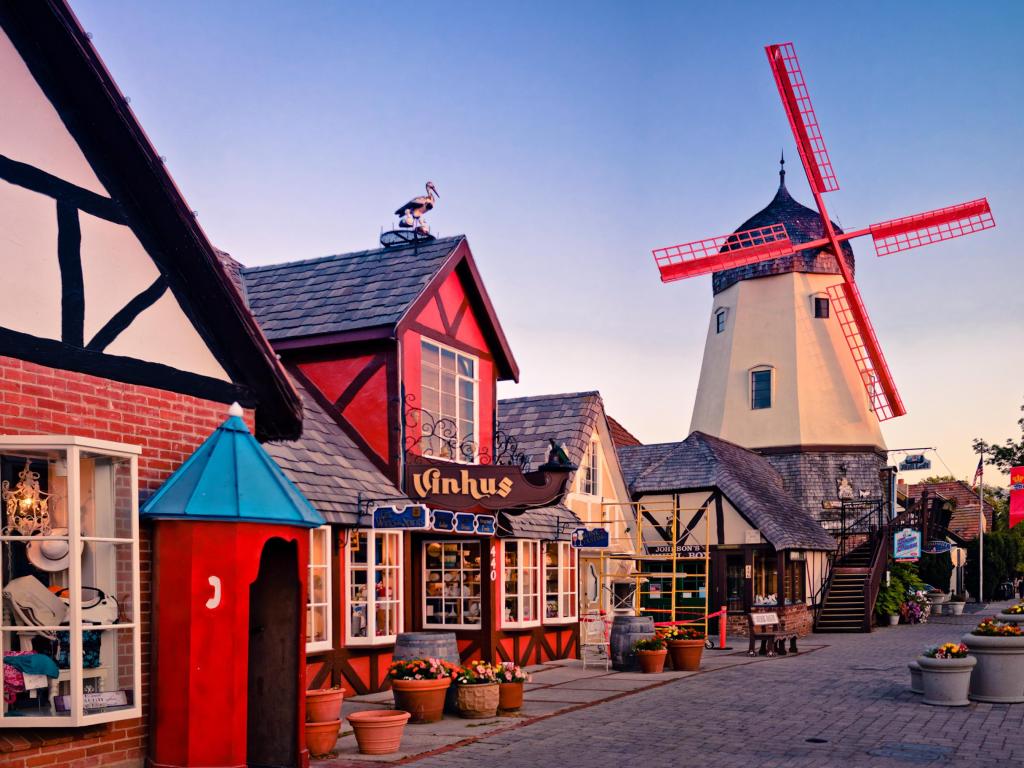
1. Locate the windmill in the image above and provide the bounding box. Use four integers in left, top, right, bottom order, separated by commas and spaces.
652, 42, 995, 423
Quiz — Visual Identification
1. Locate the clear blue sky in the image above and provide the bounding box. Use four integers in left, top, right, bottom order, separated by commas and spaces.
72, 0, 1024, 482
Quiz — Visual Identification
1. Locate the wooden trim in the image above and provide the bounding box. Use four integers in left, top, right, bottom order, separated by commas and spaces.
754, 444, 887, 459
449, 298, 470, 337
87, 277, 168, 351
333, 353, 388, 411
406, 322, 494, 360
56, 200, 84, 347
272, 326, 396, 351
714, 490, 725, 547
433, 294, 453, 336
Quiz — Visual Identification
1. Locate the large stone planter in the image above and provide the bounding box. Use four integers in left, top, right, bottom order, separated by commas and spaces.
997, 611, 1024, 626
947, 602, 966, 616
917, 655, 975, 706
455, 682, 500, 718
907, 661, 922, 694
963, 633, 1024, 703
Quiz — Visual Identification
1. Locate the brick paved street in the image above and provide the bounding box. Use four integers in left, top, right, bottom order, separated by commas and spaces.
410, 605, 1024, 768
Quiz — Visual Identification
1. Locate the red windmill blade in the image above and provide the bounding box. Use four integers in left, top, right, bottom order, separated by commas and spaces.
865, 198, 995, 257
653, 224, 794, 283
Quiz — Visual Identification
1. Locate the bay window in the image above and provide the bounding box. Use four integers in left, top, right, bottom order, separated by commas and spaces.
420, 340, 478, 461
306, 526, 332, 652
502, 540, 540, 628
347, 530, 403, 644
543, 541, 577, 623
0, 437, 141, 727
423, 540, 482, 628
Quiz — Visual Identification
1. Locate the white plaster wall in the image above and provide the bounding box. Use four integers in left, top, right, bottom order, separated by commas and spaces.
689, 271, 885, 450
634, 491, 761, 549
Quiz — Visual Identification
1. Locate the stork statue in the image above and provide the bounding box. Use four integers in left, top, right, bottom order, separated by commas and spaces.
395, 181, 439, 235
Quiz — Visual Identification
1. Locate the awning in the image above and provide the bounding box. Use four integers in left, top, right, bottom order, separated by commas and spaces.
497, 504, 581, 541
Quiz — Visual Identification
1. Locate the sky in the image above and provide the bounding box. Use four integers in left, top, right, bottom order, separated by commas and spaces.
71, 0, 1024, 483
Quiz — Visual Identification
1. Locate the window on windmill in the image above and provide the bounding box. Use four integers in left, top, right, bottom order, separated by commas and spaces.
751, 368, 773, 410
814, 297, 830, 319
715, 309, 727, 334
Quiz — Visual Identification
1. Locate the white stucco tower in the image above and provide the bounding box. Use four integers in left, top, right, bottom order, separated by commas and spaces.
689, 161, 888, 515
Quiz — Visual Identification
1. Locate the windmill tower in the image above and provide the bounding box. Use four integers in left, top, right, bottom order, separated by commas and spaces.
653, 43, 995, 516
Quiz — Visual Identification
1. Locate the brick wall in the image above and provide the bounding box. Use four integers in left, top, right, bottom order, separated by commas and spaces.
0, 355, 253, 768
726, 603, 813, 639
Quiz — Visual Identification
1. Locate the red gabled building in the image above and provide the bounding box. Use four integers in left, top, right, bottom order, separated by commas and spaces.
244, 234, 582, 695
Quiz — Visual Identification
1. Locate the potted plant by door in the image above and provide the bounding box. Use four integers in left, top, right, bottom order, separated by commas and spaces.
874, 580, 901, 626
964, 619, 1024, 703
388, 658, 457, 724
454, 660, 501, 718
633, 636, 668, 673
997, 603, 1024, 625
660, 626, 705, 671
495, 662, 529, 714
347, 710, 412, 755
947, 593, 967, 616
917, 643, 975, 706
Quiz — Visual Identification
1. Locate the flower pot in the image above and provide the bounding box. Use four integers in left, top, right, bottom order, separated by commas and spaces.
455, 682, 500, 718
963, 632, 1024, 703
888, 614, 900, 626
305, 719, 341, 757
306, 687, 344, 723
391, 677, 451, 724
932, 603, 946, 617
347, 710, 411, 755
907, 661, 922, 694
948, 602, 965, 616
667, 639, 704, 671
927, 592, 947, 605
917, 655, 975, 706
636, 648, 668, 674
498, 682, 524, 713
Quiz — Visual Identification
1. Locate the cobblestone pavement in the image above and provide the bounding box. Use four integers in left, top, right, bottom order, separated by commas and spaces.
410, 604, 1024, 768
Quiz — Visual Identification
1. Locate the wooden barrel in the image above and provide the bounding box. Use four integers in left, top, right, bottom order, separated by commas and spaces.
610, 615, 655, 671
393, 632, 461, 712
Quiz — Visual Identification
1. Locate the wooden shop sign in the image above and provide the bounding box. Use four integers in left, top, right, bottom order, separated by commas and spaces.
406, 458, 570, 512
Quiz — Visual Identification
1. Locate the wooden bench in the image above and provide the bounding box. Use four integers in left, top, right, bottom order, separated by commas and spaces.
747, 611, 798, 657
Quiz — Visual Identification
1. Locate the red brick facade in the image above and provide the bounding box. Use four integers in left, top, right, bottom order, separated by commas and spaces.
0, 355, 253, 768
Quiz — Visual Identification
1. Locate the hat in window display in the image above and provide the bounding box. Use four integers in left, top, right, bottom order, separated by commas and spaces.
26, 528, 83, 572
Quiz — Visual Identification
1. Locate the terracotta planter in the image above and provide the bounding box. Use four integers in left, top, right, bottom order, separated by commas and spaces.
498, 682, 524, 713
917, 655, 975, 706
347, 710, 410, 755
391, 677, 451, 724
306, 687, 344, 723
963, 632, 1024, 703
636, 648, 667, 674
305, 719, 341, 757
455, 682, 500, 718
667, 639, 704, 671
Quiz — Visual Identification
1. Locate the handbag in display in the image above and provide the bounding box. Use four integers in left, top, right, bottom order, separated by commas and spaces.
56, 587, 119, 625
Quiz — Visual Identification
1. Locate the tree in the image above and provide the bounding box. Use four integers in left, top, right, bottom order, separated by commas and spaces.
973, 399, 1024, 473
965, 530, 1023, 600
919, 552, 953, 591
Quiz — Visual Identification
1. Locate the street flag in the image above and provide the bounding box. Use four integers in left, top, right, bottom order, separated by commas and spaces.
972, 456, 983, 490
1011, 466, 1024, 530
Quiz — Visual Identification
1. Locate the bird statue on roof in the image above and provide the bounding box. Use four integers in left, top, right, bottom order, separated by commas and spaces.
546, 439, 572, 467
395, 181, 439, 236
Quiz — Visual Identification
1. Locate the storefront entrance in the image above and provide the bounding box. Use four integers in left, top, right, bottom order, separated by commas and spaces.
248, 538, 301, 768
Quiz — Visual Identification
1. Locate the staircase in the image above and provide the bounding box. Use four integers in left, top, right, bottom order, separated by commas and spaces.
815, 541, 876, 632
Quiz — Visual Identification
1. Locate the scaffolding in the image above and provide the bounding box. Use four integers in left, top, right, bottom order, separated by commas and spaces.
596, 498, 711, 635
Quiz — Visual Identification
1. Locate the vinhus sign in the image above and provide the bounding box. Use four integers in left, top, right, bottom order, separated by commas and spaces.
405, 458, 572, 512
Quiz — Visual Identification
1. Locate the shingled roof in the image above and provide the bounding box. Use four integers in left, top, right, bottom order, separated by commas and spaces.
618, 432, 836, 551
906, 480, 995, 540
607, 415, 642, 448
265, 379, 409, 525
242, 236, 464, 342
498, 504, 580, 542
497, 392, 604, 469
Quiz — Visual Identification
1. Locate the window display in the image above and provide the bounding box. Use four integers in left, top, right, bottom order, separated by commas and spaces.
0, 438, 141, 728
347, 530, 403, 644
502, 540, 540, 628
306, 526, 332, 652
544, 541, 577, 622
423, 541, 481, 628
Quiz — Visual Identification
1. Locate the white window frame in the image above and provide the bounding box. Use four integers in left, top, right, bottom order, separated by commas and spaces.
306, 525, 333, 653
578, 440, 600, 497
543, 541, 578, 624
501, 540, 542, 629
420, 339, 479, 463
422, 540, 482, 630
750, 365, 774, 410
0, 435, 142, 729
346, 530, 404, 646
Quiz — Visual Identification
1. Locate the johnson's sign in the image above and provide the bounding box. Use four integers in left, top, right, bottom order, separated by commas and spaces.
405, 458, 571, 512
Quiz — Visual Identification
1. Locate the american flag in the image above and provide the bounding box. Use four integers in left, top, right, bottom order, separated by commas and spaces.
972, 456, 984, 490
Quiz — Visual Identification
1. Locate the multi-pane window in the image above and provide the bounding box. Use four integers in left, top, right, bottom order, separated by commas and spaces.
420, 340, 477, 462
579, 441, 599, 497
307, 526, 332, 652
543, 542, 577, 622
502, 540, 541, 628
347, 531, 402, 644
785, 557, 807, 604
715, 309, 727, 334
814, 297, 830, 319
751, 368, 772, 410
423, 541, 482, 628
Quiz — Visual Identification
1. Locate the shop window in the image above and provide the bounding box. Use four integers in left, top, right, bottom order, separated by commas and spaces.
347, 530, 403, 644
306, 526, 332, 653
543, 542, 577, 623
814, 296, 830, 319
785, 556, 807, 604
752, 551, 778, 606
502, 540, 541, 628
423, 541, 481, 629
420, 340, 478, 462
750, 367, 773, 410
715, 308, 727, 334
578, 441, 599, 497
0, 437, 141, 728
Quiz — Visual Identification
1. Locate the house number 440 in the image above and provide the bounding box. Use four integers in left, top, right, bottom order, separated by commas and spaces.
490, 545, 497, 582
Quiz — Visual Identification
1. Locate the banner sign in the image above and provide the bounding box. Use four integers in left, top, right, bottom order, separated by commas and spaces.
894, 527, 922, 561
406, 459, 570, 512
373, 504, 430, 529
571, 527, 610, 549
899, 454, 932, 472
923, 540, 952, 555
1010, 466, 1024, 529
428, 509, 495, 536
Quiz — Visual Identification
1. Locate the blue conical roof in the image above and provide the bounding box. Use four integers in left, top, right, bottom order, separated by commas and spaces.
141, 410, 325, 528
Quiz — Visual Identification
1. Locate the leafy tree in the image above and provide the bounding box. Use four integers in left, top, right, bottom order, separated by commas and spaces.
973, 399, 1024, 473
965, 530, 1023, 600
919, 552, 953, 591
